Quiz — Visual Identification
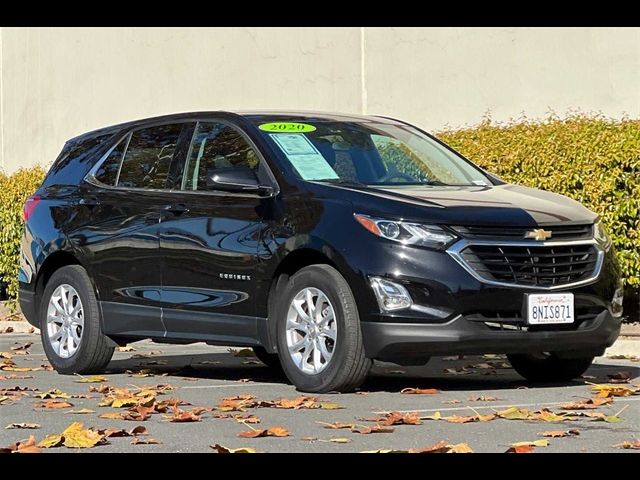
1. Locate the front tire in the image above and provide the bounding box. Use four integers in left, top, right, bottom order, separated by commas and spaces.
507, 353, 594, 382
40, 265, 114, 374
275, 265, 372, 393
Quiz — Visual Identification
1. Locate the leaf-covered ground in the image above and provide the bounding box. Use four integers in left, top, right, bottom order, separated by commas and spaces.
1, 333, 638, 453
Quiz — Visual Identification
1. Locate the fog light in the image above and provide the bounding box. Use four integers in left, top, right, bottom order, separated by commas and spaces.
612, 287, 624, 318
370, 277, 412, 312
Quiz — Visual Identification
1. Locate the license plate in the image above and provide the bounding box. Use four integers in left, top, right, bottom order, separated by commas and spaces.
526, 293, 574, 325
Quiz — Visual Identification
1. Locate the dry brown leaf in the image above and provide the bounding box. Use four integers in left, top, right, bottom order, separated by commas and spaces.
351, 425, 395, 434
217, 394, 258, 412
117, 345, 136, 352
37, 434, 64, 449
74, 375, 109, 383
2, 435, 41, 453
36, 388, 71, 400
211, 443, 257, 453
0, 326, 15, 334
448, 443, 474, 453
318, 438, 352, 443
66, 408, 95, 414
238, 426, 290, 438
505, 445, 535, 453
5, 423, 40, 429
496, 407, 533, 420
400, 387, 440, 395
11, 342, 33, 352
0, 352, 12, 359
131, 437, 161, 445
539, 429, 580, 438
62, 422, 104, 448
532, 409, 569, 422
467, 396, 499, 402
164, 406, 202, 422
408, 441, 474, 453
318, 421, 356, 430
0, 374, 33, 380
99, 412, 125, 420
318, 401, 344, 410
374, 411, 422, 426
613, 440, 640, 450
442, 399, 462, 405
591, 384, 636, 397
559, 397, 612, 410
35, 400, 74, 409
272, 395, 318, 409
234, 414, 260, 424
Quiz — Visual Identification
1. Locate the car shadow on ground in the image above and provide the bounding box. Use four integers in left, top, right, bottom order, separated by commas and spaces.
104, 351, 640, 394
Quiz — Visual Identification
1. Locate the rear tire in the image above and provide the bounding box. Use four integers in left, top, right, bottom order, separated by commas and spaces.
275, 265, 372, 393
40, 265, 114, 374
252, 346, 281, 369
507, 353, 594, 382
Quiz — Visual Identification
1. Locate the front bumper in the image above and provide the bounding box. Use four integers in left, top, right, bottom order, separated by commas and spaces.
362, 308, 621, 362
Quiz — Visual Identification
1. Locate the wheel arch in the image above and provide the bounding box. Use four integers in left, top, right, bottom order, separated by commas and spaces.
34, 251, 87, 317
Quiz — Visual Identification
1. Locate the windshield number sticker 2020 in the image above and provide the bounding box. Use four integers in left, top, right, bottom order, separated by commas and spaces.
259, 122, 317, 133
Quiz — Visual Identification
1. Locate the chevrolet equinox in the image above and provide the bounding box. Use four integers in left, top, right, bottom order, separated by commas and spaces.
19, 111, 624, 392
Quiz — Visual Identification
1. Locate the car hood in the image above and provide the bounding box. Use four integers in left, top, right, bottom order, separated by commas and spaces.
308, 182, 597, 226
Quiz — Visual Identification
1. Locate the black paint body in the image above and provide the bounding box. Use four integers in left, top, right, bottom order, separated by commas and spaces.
19, 111, 622, 363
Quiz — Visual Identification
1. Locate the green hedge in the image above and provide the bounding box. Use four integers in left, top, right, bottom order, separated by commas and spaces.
0, 115, 638, 318
437, 114, 639, 313
0, 167, 46, 307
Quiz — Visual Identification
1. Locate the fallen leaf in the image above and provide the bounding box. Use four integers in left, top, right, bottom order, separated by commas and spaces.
448, 443, 474, 453
0, 326, 14, 334
318, 438, 352, 443
211, 444, 256, 453
532, 409, 568, 422
0, 374, 33, 380
497, 407, 533, 420
506, 445, 535, 453
74, 375, 109, 383
373, 411, 422, 426
238, 426, 289, 438
5, 423, 40, 429
36, 388, 71, 400
444, 414, 495, 424
443, 367, 472, 375
400, 387, 440, 395
361, 449, 398, 453
591, 384, 636, 397
607, 354, 639, 361
234, 414, 261, 424
0, 395, 13, 404
560, 397, 612, 410
613, 440, 640, 450
272, 395, 318, 409
317, 421, 356, 430
35, 400, 74, 409
1, 435, 41, 453
408, 441, 474, 453
37, 434, 64, 448
62, 422, 104, 448
539, 429, 580, 438
11, 342, 32, 352
318, 401, 344, 410
467, 396, 499, 402
117, 345, 136, 352
512, 439, 549, 448
442, 400, 462, 405
351, 425, 395, 434
420, 411, 443, 421
98, 412, 126, 420
0, 352, 12, 359
70, 394, 94, 399
131, 437, 161, 445
164, 406, 202, 422
217, 394, 259, 412
40, 363, 53, 371
607, 371, 632, 383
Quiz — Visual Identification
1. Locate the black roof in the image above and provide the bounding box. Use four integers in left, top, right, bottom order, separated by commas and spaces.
68, 110, 403, 144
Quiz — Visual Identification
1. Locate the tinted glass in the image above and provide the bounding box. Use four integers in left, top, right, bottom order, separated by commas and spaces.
183, 122, 259, 191
117, 124, 183, 189
254, 120, 490, 186
93, 136, 127, 186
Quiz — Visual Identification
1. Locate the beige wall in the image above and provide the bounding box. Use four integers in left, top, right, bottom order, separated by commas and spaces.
1, 27, 638, 173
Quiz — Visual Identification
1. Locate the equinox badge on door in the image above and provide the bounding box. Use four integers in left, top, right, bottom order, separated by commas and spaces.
220, 273, 251, 281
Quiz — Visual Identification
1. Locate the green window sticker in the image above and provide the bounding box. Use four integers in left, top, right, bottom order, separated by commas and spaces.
259, 122, 317, 133
269, 133, 338, 181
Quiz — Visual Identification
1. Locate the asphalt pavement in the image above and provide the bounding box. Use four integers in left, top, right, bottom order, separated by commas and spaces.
1, 332, 638, 453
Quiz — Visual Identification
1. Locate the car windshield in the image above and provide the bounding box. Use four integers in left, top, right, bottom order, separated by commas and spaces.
254, 119, 490, 186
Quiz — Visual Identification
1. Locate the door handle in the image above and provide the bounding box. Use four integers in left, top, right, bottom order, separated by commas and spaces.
164, 203, 189, 215
79, 197, 100, 208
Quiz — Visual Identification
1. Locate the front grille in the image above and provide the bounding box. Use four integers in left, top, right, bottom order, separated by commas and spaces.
451, 224, 593, 241
459, 243, 600, 287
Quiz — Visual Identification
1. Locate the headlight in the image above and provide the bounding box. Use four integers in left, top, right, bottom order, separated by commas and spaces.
594, 220, 612, 251
354, 214, 457, 248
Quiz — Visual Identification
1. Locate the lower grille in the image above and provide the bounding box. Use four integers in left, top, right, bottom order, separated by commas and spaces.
453, 242, 601, 288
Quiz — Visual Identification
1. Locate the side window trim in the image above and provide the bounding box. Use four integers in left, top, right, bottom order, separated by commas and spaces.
114, 132, 133, 187
84, 132, 131, 188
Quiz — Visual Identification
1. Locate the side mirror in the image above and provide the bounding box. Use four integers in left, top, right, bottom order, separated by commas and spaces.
206, 167, 273, 194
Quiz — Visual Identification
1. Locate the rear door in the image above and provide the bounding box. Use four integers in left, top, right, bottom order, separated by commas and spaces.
159, 120, 276, 344
82, 122, 194, 338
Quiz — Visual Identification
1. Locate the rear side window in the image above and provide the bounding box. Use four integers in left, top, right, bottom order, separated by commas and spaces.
183, 122, 260, 191
117, 124, 183, 189
93, 137, 127, 186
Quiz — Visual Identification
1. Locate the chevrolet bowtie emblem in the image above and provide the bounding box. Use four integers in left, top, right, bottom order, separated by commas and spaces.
525, 228, 552, 241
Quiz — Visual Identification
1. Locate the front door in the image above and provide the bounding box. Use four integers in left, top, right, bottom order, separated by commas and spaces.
159, 120, 275, 344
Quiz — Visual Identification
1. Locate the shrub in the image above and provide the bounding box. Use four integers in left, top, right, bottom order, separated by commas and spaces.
0, 167, 47, 307
438, 114, 639, 314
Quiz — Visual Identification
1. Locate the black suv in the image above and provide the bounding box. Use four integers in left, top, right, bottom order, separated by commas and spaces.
19, 111, 623, 392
